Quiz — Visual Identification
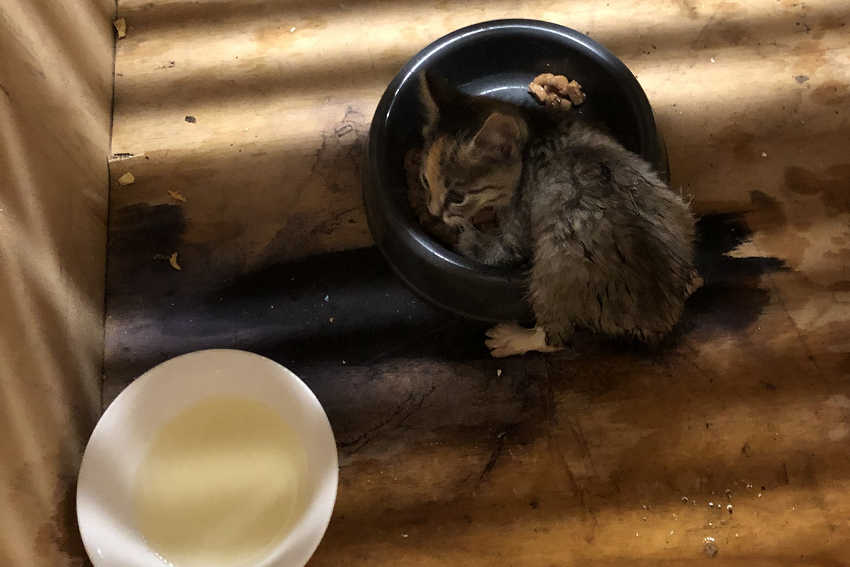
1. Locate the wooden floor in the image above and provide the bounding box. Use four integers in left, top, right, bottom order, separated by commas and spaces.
105, 0, 850, 564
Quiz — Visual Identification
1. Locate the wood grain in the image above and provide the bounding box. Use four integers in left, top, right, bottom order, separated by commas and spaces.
0, 0, 114, 565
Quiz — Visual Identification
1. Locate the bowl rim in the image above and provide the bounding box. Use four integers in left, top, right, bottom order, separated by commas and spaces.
76, 349, 339, 567
366, 18, 663, 284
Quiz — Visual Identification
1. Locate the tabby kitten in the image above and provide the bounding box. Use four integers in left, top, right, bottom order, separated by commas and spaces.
417, 72, 700, 357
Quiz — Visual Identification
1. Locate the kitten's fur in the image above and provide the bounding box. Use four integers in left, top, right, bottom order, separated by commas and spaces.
418, 73, 699, 357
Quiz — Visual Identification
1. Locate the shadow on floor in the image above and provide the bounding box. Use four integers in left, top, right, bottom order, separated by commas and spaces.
104, 209, 785, 394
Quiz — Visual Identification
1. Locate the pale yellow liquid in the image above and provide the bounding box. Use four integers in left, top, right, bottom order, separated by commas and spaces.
134, 396, 307, 567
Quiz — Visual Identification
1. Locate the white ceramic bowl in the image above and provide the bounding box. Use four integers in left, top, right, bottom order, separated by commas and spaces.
77, 349, 339, 567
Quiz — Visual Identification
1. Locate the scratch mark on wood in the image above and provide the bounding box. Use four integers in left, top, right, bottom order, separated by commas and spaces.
397, 385, 438, 427
478, 431, 507, 485
585, 516, 599, 545
339, 385, 436, 454
339, 392, 415, 450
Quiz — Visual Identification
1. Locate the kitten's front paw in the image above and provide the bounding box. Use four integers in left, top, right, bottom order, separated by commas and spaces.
485, 323, 553, 358
455, 224, 486, 260
443, 215, 475, 231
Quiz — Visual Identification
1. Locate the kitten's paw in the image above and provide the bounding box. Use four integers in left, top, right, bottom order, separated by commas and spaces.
444, 216, 475, 231
485, 323, 554, 358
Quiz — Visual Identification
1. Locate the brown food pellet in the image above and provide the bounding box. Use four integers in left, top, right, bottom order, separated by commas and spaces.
528, 73, 586, 109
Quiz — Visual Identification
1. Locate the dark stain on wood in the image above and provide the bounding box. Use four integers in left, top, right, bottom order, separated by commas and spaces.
105, 203, 186, 304
108, 203, 186, 259
692, 19, 749, 50
312, 107, 366, 194
823, 249, 850, 263
827, 281, 850, 292
103, 246, 490, 390
716, 21, 748, 45
784, 164, 850, 215
747, 190, 787, 231
712, 126, 757, 163
35, 475, 89, 565
810, 81, 849, 105
792, 40, 830, 75
819, 15, 846, 30
730, 129, 756, 163
672, 0, 699, 20
813, 15, 846, 39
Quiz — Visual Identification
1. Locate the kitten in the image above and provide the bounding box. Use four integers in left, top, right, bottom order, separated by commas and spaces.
417, 72, 700, 357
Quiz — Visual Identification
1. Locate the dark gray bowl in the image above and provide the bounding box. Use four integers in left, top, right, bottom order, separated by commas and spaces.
363, 19, 669, 323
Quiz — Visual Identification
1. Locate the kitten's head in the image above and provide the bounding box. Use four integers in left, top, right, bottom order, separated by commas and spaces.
418, 72, 528, 224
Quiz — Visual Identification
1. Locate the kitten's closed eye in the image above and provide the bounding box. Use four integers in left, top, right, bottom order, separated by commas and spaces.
446, 190, 464, 204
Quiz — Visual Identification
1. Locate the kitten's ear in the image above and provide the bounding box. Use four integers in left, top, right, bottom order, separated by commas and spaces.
471, 113, 525, 161
419, 71, 454, 129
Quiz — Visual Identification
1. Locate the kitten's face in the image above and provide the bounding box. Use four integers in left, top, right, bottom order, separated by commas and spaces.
418, 73, 527, 224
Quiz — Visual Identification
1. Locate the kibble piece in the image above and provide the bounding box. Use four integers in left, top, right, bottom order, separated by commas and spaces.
528, 73, 586, 109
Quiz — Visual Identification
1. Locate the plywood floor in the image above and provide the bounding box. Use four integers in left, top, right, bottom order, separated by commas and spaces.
105, 0, 850, 564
